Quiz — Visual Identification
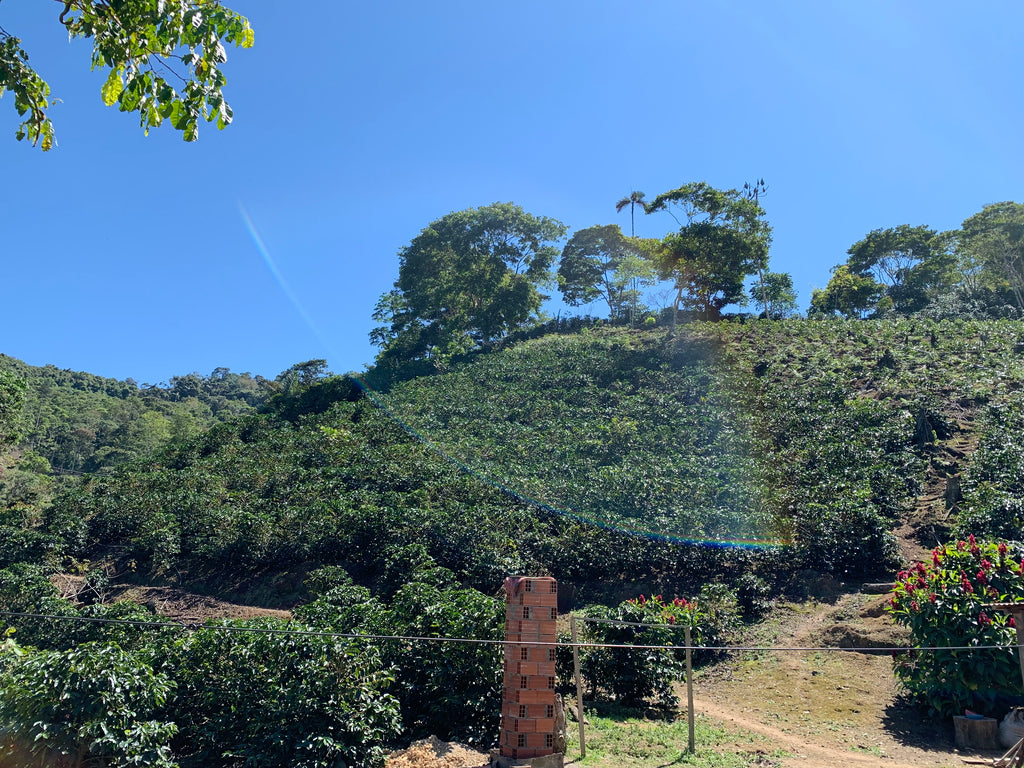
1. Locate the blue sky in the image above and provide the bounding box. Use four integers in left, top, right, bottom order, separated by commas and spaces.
2, 1, 1022, 385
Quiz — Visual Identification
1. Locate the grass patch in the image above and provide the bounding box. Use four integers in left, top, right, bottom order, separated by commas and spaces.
565, 705, 786, 768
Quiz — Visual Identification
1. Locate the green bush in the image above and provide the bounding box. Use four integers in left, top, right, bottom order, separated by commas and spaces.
565, 591, 734, 709
955, 402, 1024, 541
297, 578, 504, 746
734, 573, 773, 620
887, 537, 1024, 717
0, 637, 177, 768
158, 618, 401, 768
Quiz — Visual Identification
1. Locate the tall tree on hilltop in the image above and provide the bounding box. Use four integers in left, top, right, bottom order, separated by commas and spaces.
615, 191, 647, 237
958, 202, 1024, 312
845, 225, 955, 314
750, 271, 799, 319
371, 203, 566, 367
558, 224, 654, 320
644, 182, 771, 322
809, 265, 881, 318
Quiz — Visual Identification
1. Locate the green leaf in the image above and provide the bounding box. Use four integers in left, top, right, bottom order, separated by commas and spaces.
100, 68, 123, 107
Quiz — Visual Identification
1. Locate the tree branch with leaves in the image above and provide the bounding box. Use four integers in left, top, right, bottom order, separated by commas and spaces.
0, 0, 253, 149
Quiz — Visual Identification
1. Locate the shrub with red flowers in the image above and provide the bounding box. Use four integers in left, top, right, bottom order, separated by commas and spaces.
560, 587, 737, 709
887, 537, 1024, 717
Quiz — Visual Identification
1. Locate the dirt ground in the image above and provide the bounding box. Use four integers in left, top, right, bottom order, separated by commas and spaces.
53, 574, 293, 622
691, 590, 1003, 768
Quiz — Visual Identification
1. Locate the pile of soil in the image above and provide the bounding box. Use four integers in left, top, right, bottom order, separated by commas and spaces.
385, 736, 488, 768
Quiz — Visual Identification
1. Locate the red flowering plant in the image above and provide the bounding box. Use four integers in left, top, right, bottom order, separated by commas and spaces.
886, 537, 1024, 717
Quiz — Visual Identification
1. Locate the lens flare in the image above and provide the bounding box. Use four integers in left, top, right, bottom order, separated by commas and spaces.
238, 203, 337, 359
350, 373, 785, 550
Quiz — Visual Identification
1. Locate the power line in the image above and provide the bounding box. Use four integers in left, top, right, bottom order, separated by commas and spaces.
0, 609, 1017, 654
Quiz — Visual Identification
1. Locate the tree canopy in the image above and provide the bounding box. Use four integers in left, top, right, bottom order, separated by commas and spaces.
749, 271, 798, 319
0, 0, 253, 149
557, 224, 653, 320
644, 182, 772, 321
958, 202, 1024, 311
845, 225, 955, 314
809, 264, 881, 318
371, 203, 567, 367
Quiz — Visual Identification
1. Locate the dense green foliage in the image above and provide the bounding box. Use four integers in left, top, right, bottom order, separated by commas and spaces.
815, 202, 1024, 319
4, 311, 1024, 753
2, 0, 253, 148
563, 589, 739, 708
955, 400, 1024, 541
887, 539, 1024, 717
0, 370, 25, 448
0, 636, 178, 768
0, 568, 403, 767
297, 560, 503, 745
0, 356, 268, 472
371, 203, 567, 368
38, 317, 1024, 592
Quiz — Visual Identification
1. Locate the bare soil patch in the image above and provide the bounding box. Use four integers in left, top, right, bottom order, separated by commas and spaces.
108, 584, 293, 622
53, 575, 291, 622
692, 592, 1001, 768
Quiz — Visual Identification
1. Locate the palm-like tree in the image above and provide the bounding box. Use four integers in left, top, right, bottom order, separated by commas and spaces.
615, 191, 648, 325
615, 190, 647, 237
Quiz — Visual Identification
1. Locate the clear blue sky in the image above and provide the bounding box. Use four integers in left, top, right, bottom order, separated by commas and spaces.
2, 1, 1022, 385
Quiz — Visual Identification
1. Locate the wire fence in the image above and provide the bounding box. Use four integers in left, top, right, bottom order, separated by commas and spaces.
0, 608, 1019, 654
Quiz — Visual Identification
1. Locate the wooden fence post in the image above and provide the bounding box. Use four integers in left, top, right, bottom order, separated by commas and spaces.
571, 615, 585, 759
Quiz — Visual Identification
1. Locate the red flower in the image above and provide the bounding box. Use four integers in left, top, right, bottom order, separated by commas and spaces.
933, 549, 941, 566
999, 542, 1008, 557
981, 559, 993, 571
969, 534, 977, 545
910, 601, 919, 612
978, 571, 988, 585
979, 612, 992, 627
638, 594, 646, 605
961, 579, 974, 594
667, 615, 676, 625
929, 593, 937, 603
958, 541, 967, 551
1011, 617, 1017, 628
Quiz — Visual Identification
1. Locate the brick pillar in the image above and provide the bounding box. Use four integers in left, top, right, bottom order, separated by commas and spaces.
499, 576, 558, 762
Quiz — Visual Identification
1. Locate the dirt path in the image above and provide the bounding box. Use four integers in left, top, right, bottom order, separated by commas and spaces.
690, 591, 996, 768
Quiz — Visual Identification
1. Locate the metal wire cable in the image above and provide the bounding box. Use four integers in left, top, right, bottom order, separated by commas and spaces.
0, 609, 1018, 654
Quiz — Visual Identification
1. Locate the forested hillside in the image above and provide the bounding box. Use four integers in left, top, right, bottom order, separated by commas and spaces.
3, 317, 1024, 765
16, 317, 1024, 594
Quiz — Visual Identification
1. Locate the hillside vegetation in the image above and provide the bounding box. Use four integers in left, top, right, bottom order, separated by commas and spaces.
24, 317, 1024, 593
4, 317, 1024, 766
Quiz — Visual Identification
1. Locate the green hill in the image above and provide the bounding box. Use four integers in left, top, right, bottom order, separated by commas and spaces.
5, 317, 1024, 765
21, 317, 1024, 600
